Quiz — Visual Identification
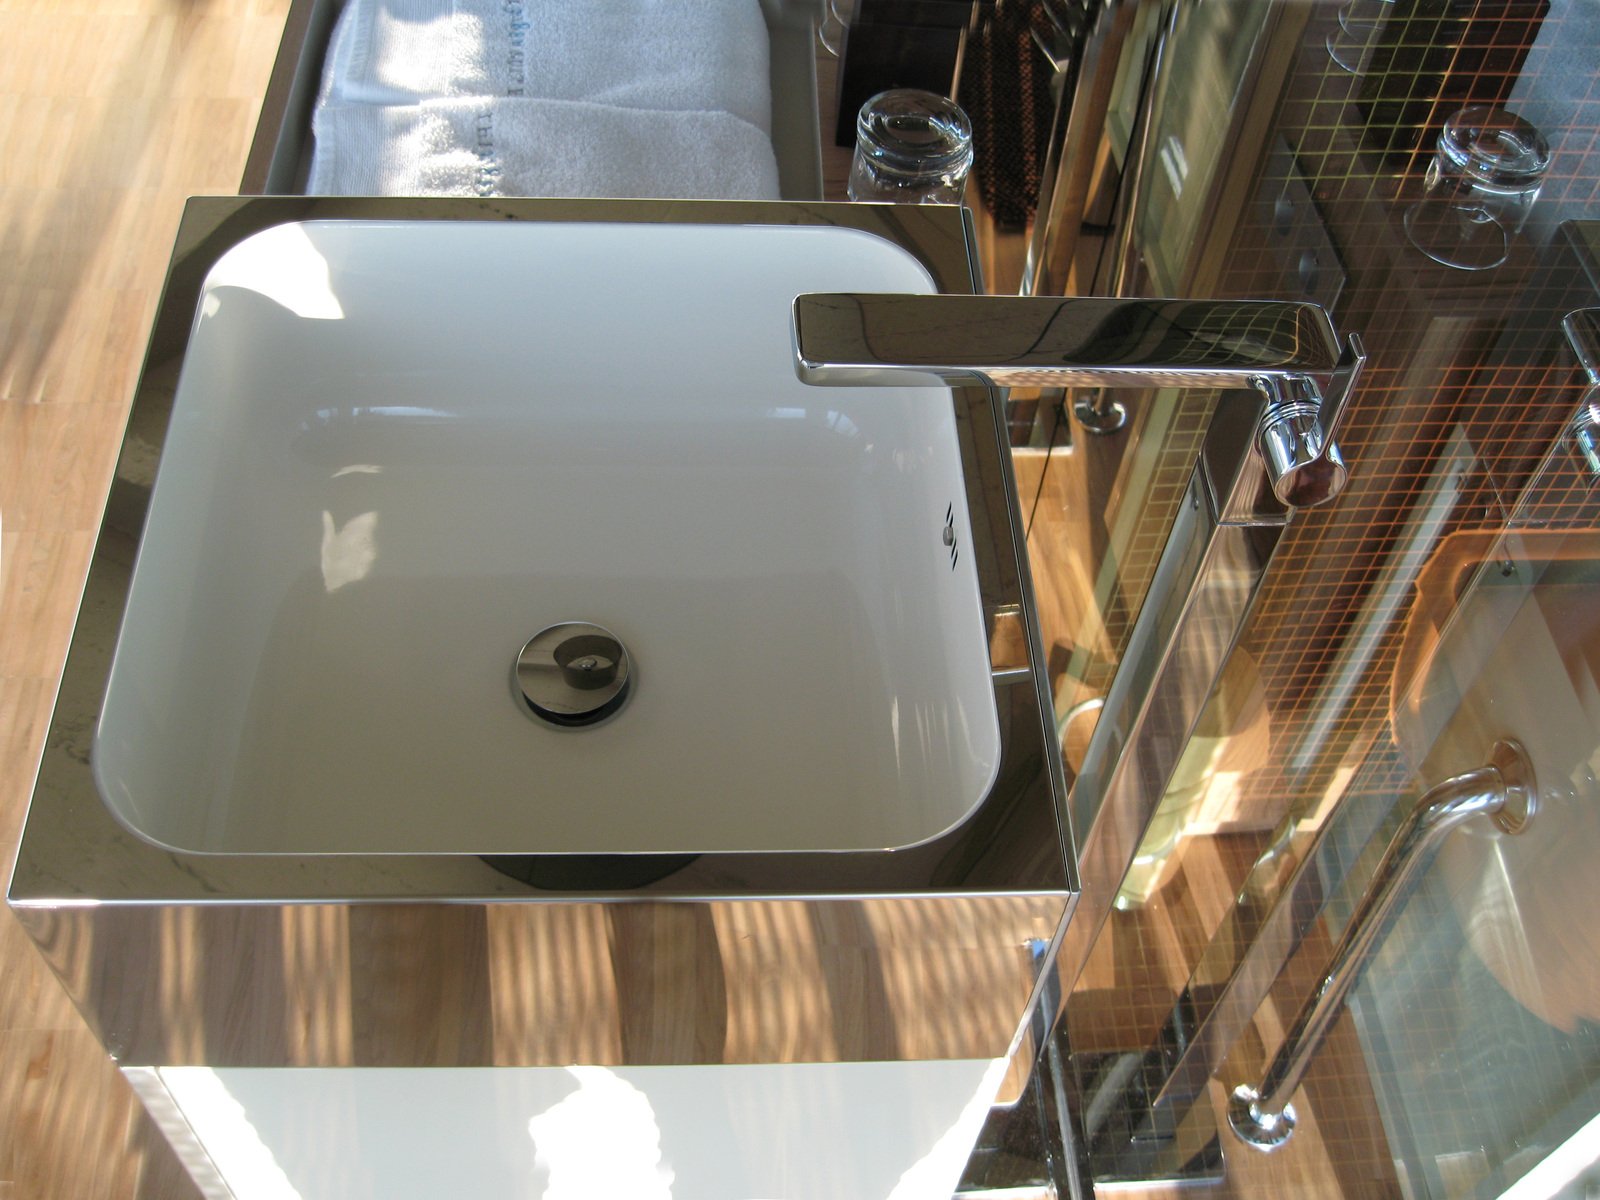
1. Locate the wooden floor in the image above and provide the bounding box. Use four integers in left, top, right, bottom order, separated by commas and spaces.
0, 0, 290, 1193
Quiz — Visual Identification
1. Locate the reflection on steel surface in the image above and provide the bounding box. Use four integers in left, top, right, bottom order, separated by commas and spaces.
794, 292, 1365, 508
795, 295, 1343, 387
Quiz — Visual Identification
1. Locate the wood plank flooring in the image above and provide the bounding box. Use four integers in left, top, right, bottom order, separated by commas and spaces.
1, 1, 288, 1193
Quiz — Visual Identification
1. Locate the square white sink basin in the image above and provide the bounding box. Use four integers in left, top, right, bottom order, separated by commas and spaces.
94, 219, 1001, 854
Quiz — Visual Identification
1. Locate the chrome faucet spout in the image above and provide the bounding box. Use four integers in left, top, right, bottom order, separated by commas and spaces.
792, 294, 1366, 509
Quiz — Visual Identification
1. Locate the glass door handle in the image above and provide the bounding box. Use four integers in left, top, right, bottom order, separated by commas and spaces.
1227, 739, 1538, 1150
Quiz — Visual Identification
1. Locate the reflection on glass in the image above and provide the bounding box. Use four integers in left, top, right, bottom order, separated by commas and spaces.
205, 223, 345, 321
319, 510, 378, 593
1325, 0, 1394, 74
887, 1057, 1008, 1200
1116, 649, 1271, 909
1027, 0, 1597, 1182
818, 0, 852, 57
156, 1069, 304, 1200
526, 1067, 674, 1199
1404, 106, 1552, 272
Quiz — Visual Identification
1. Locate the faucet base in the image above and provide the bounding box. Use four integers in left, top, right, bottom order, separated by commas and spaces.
1073, 393, 1129, 434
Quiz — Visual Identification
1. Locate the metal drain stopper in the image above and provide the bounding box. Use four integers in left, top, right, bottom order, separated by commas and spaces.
515, 623, 631, 727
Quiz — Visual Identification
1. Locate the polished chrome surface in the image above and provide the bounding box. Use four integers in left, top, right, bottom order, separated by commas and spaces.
793, 294, 1343, 389
1251, 333, 1365, 508
13, 894, 1068, 1069
1227, 1084, 1297, 1151
1071, 393, 1129, 433
1253, 389, 1334, 505
1228, 740, 1537, 1150
7, 197, 1074, 1071
794, 292, 1363, 508
515, 623, 632, 728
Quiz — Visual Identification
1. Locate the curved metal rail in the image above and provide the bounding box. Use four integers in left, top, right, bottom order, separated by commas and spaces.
1228, 739, 1537, 1150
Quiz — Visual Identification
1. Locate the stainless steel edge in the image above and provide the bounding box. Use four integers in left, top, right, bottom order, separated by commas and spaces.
6, 197, 1072, 1070
237, 0, 331, 195
13, 895, 1065, 1068
794, 294, 1343, 388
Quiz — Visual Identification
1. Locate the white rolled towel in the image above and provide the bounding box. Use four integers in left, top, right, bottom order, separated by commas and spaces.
319, 0, 772, 134
308, 97, 782, 199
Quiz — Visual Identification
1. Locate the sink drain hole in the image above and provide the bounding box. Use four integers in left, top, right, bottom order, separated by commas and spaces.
516, 623, 632, 728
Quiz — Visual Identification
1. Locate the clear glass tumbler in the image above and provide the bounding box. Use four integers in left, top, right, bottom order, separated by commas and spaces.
818, 0, 852, 57
1403, 105, 1552, 271
847, 89, 974, 205
1325, 0, 1393, 75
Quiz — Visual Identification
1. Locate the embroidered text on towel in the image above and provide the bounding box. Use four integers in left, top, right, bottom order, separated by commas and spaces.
474, 108, 502, 196
503, 0, 529, 96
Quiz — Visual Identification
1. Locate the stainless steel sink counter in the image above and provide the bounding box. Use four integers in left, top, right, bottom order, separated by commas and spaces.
7, 197, 1073, 1073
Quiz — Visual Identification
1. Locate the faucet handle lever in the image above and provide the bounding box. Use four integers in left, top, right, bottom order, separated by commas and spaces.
1251, 334, 1365, 509
1324, 332, 1368, 443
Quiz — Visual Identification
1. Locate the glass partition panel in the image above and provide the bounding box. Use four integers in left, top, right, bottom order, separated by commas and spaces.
1015, 384, 1221, 773
994, 0, 1600, 1191
1345, 447, 1600, 1200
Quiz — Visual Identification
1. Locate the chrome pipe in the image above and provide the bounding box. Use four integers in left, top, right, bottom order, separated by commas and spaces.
793, 292, 1365, 508
1228, 739, 1537, 1150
